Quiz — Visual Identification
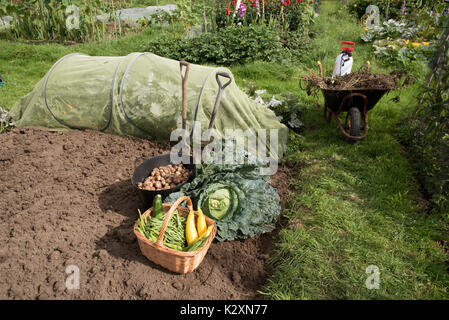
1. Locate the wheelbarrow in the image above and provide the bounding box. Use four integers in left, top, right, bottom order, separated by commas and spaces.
322, 87, 390, 141
310, 61, 391, 141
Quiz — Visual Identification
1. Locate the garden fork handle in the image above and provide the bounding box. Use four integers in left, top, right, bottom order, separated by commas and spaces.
179, 61, 190, 130
208, 71, 232, 131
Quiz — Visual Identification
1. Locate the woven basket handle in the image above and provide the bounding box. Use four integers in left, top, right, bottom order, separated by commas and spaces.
156, 196, 193, 247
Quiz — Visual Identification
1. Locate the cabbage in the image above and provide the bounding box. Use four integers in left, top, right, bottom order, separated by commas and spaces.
166, 143, 281, 241
199, 183, 240, 221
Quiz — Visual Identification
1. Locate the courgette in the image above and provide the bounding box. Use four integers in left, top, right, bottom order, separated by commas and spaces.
185, 210, 199, 245
184, 224, 213, 252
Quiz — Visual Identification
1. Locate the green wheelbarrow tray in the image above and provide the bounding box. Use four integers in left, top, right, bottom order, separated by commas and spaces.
321, 87, 390, 141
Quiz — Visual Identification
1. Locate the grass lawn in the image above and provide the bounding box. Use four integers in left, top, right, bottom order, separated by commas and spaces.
256, 1, 449, 299
1, 0, 448, 300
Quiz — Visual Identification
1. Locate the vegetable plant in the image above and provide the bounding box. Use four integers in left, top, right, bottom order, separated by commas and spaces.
166, 141, 281, 241
141, 24, 283, 65
0, 0, 123, 43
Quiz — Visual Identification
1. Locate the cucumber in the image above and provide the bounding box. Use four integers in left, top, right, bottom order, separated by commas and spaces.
153, 194, 164, 219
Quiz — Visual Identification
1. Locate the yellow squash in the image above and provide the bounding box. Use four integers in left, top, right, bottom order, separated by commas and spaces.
196, 208, 207, 238
186, 210, 199, 245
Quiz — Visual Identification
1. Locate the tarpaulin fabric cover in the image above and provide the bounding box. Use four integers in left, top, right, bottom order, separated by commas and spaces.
9, 52, 288, 160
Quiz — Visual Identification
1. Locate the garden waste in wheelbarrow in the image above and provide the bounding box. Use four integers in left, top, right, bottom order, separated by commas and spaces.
303, 68, 405, 141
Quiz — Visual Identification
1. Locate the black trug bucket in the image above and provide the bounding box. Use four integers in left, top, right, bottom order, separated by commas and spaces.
131, 154, 197, 209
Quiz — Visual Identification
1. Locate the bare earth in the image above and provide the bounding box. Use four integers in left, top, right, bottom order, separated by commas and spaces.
0, 128, 296, 300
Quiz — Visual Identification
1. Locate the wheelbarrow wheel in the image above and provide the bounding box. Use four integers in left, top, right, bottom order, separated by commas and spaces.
346, 107, 361, 137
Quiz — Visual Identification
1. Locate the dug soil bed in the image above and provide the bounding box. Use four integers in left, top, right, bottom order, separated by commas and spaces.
0, 128, 298, 300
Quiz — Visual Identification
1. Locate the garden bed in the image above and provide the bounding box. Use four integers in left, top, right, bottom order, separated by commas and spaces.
0, 128, 296, 300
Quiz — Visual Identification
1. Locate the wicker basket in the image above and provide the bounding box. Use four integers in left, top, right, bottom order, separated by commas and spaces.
133, 196, 217, 274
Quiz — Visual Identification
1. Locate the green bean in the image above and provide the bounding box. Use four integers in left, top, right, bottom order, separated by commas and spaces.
137, 209, 187, 250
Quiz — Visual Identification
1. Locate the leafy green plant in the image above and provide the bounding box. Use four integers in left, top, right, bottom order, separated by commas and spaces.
359, 6, 440, 68
141, 24, 283, 65
267, 93, 305, 133
372, 38, 433, 66
172, 0, 207, 31
347, 0, 438, 20
0, 0, 117, 43
397, 16, 449, 216
0, 106, 14, 134
214, 0, 316, 32
166, 141, 281, 241
361, 19, 419, 42
347, 0, 403, 20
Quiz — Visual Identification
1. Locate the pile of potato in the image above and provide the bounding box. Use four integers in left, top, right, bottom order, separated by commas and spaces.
137, 164, 190, 191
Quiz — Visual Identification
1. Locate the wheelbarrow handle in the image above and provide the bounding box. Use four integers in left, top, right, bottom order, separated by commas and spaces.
317, 61, 323, 78
179, 61, 190, 130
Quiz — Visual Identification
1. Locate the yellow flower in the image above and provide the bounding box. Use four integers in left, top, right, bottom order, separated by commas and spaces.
411, 42, 421, 47
422, 42, 430, 46
363, 27, 368, 31
354, 4, 357, 7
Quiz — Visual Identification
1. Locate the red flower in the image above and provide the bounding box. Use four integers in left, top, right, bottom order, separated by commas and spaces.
226, 7, 231, 15
298, 0, 301, 2
286, 0, 291, 4
231, 0, 236, 6
310, 0, 313, 3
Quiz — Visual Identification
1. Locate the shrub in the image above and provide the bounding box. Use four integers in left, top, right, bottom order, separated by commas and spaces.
141, 24, 283, 65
